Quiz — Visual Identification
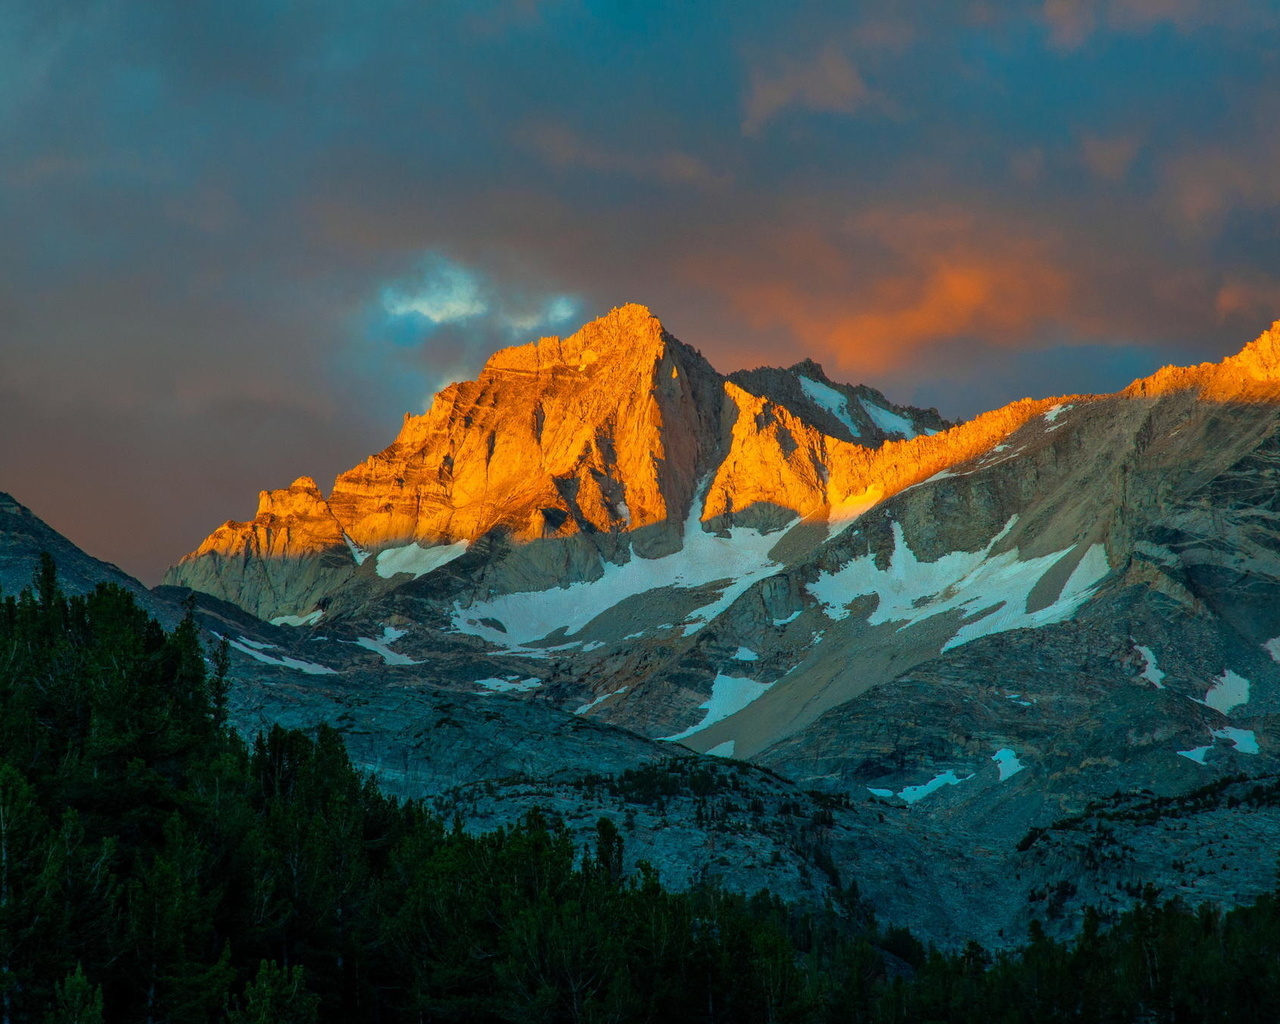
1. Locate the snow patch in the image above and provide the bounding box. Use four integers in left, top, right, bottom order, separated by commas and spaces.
1134, 644, 1166, 688
898, 770, 974, 804
270, 610, 324, 627
805, 520, 1109, 654
574, 686, 628, 715
733, 646, 759, 661
475, 676, 542, 693
860, 398, 918, 438
798, 376, 862, 437
225, 636, 336, 675
376, 540, 469, 579
661, 674, 774, 741
343, 534, 371, 565
1212, 726, 1259, 754
992, 748, 1026, 780
706, 740, 736, 758
234, 636, 276, 651
1201, 670, 1249, 715
353, 626, 419, 666
1264, 637, 1280, 664
772, 610, 802, 627
1043, 403, 1073, 425
1177, 746, 1211, 764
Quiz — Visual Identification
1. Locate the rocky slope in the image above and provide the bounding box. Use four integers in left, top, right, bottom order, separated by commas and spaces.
156, 308, 1280, 945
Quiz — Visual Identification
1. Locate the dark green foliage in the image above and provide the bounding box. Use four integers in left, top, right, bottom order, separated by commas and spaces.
10, 558, 1280, 1021
45, 965, 103, 1024
226, 962, 318, 1024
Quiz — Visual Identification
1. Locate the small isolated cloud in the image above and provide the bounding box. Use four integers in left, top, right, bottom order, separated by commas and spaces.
523, 122, 729, 189
1215, 276, 1280, 324
1043, 0, 1099, 50
365, 254, 580, 407
742, 45, 874, 136
1081, 133, 1142, 181
1164, 140, 1280, 231
382, 256, 488, 324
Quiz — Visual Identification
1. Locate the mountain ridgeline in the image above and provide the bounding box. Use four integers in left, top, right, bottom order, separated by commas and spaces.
164, 304, 947, 621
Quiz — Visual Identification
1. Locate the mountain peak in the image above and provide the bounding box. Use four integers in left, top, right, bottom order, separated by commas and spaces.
787, 357, 830, 381
1222, 319, 1280, 381
482, 303, 670, 376
288, 476, 323, 497
1124, 319, 1280, 400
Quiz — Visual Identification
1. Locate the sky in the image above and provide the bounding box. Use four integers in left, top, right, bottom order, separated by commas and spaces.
4, 0, 1280, 583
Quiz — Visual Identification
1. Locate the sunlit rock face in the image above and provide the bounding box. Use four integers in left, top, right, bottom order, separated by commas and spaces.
165, 303, 948, 619
170, 476, 357, 622
1124, 321, 1280, 400
328, 303, 726, 556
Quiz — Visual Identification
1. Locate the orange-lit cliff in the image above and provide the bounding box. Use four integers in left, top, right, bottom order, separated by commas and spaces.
166, 306, 1280, 621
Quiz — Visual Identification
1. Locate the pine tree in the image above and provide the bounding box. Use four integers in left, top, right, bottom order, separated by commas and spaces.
43, 965, 102, 1024
227, 960, 319, 1024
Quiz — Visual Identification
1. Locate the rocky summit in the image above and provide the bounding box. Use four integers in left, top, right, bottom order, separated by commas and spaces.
27, 304, 1280, 946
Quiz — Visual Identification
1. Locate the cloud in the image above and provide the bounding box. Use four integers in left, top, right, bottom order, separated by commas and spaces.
742, 45, 874, 136
1040, 0, 1276, 50
1215, 276, 1280, 324
685, 206, 1076, 374
522, 121, 729, 189
382, 257, 488, 324
1164, 143, 1280, 231
1043, 0, 1099, 50
1081, 133, 1142, 181
365, 254, 580, 405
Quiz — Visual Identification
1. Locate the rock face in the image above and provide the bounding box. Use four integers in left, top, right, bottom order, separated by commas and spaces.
159, 308, 1280, 946
172, 477, 358, 621
166, 304, 947, 620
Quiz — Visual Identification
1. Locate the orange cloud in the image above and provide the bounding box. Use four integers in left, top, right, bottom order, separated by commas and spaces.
1215, 277, 1280, 323
685, 207, 1074, 374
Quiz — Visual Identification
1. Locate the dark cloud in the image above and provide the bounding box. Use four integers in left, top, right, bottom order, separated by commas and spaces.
3, 0, 1280, 581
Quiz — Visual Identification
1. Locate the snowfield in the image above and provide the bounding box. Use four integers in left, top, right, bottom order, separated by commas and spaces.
1201, 670, 1250, 715
661, 674, 774, 742
806, 519, 1110, 653
451, 498, 785, 650
798, 375, 862, 437
376, 540, 469, 579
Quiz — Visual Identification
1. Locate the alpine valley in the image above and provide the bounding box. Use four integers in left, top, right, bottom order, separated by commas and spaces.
14, 303, 1280, 949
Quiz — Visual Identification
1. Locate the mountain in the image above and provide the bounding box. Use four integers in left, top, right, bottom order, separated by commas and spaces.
166, 304, 945, 621
0, 491, 172, 618
161, 306, 1280, 945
